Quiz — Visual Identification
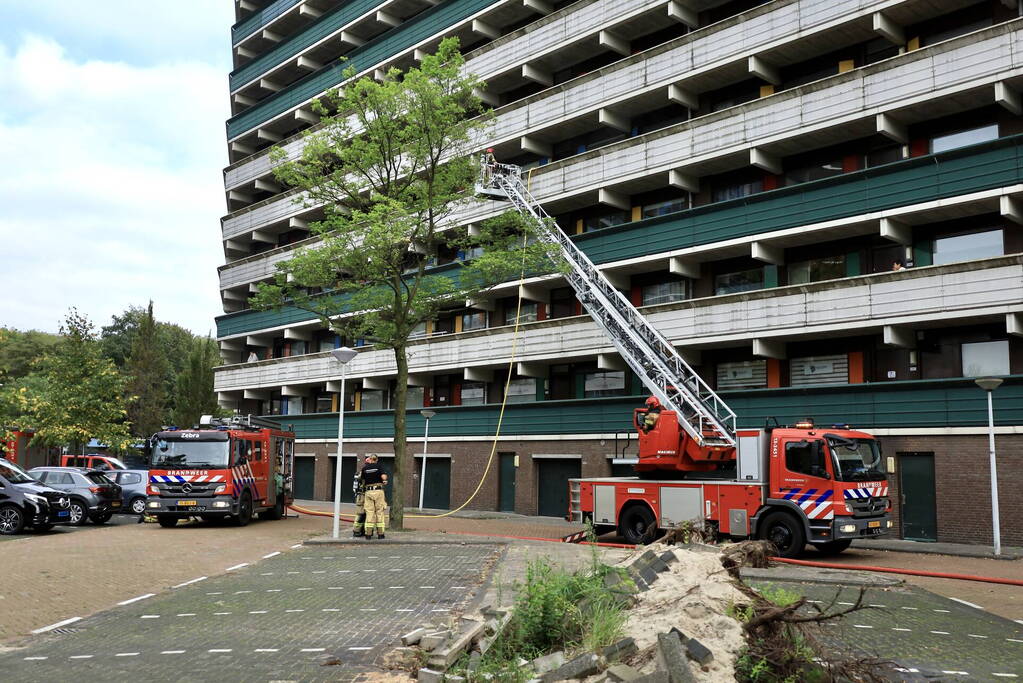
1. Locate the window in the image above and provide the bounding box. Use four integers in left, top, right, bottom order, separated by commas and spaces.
583, 371, 626, 398
409, 322, 428, 338
866, 143, 902, 167
932, 229, 1002, 266
252, 441, 263, 462
930, 124, 998, 154
406, 386, 425, 408
318, 336, 337, 353
961, 340, 1009, 377
712, 177, 762, 202
285, 396, 303, 415
788, 255, 846, 285
790, 355, 848, 386
462, 311, 487, 331
315, 394, 334, 413
549, 287, 577, 319
460, 381, 486, 405
504, 378, 536, 403
583, 210, 628, 232
120, 472, 142, 485
715, 268, 764, 295
360, 390, 386, 411
785, 440, 826, 478
716, 360, 767, 390
641, 280, 686, 305
504, 302, 538, 325
642, 197, 687, 218
86, 472, 113, 485
784, 159, 843, 185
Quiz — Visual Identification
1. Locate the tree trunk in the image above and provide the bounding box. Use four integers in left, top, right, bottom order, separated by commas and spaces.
390, 345, 409, 530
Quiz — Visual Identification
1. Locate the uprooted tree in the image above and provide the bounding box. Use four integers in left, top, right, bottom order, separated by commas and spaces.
252, 38, 554, 530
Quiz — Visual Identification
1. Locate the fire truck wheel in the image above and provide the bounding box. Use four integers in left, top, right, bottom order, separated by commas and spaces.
813, 539, 852, 555
233, 493, 253, 527
157, 516, 179, 528
758, 512, 806, 558
619, 504, 658, 545
259, 497, 285, 521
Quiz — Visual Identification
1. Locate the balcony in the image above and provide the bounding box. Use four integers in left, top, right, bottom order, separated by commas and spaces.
257, 376, 1023, 440
214, 255, 1023, 395
216, 133, 1023, 329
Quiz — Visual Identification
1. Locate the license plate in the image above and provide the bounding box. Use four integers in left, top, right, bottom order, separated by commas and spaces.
868, 521, 881, 528
178, 500, 198, 507
57, 510, 70, 518
111, 501, 121, 507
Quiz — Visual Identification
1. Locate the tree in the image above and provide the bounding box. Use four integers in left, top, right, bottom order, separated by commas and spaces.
252, 39, 553, 529
0, 328, 60, 381
125, 301, 169, 437
11, 309, 134, 452
172, 336, 223, 428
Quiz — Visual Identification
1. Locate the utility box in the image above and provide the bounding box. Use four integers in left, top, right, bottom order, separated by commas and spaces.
737, 430, 766, 482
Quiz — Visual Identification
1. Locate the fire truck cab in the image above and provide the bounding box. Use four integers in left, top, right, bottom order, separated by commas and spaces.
571, 416, 892, 557
146, 416, 294, 528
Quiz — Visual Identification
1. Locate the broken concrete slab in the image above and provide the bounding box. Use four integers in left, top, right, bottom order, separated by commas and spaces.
542, 653, 602, 681
656, 632, 696, 683
428, 621, 487, 670
600, 637, 638, 663
418, 668, 443, 683
401, 627, 428, 646
606, 663, 643, 682
659, 551, 678, 566
633, 671, 669, 683
531, 650, 566, 674
420, 630, 451, 651
466, 650, 482, 675
685, 637, 713, 666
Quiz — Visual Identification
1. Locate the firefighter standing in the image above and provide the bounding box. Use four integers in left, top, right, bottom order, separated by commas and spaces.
360, 455, 388, 539
352, 469, 367, 537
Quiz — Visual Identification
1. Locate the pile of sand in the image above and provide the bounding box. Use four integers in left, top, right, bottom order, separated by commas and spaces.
617, 545, 748, 682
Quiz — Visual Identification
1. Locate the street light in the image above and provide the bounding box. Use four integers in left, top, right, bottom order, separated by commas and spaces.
330, 347, 358, 539
418, 409, 437, 511
975, 377, 1003, 555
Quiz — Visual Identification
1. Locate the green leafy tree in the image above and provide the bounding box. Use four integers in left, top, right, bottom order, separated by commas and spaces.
0, 328, 60, 380
252, 39, 553, 529
125, 301, 169, 437
172, 336, 223, 428
12, 309, 133, 452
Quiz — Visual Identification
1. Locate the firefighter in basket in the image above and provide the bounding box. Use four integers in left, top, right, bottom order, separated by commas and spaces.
641, 396, 662, 432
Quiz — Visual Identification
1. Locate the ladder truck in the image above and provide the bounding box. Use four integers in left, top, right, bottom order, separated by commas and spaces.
476, 156, 891, 557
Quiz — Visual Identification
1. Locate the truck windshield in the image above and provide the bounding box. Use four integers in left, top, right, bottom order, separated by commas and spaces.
151, 440, 229, 469
825, 436, 885, 482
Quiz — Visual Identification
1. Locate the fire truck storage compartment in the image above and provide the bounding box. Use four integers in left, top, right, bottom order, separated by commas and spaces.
737, 429, 766, 482
659, 486, 703, 528
593, 484, 616, 524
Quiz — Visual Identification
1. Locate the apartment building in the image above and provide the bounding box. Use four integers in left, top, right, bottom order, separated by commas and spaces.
216, 0, 1023, 545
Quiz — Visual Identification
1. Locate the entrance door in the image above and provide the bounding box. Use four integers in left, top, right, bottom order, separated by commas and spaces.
340, 457, 357, 503
420, 457, 450, 510
293, 458, 315, 501
536, 458, 581, 518
499, 453, 516, 512
899, 452, 937, 541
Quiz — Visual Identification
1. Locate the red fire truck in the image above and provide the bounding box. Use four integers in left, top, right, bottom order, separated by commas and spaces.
570, 414, 891, 557
146, 415, 294, 528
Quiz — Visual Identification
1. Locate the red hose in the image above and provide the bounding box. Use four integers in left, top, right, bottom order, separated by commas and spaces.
772, 556, 1023, 586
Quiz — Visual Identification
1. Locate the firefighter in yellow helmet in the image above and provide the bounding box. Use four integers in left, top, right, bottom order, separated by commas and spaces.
360, 455, 388, 539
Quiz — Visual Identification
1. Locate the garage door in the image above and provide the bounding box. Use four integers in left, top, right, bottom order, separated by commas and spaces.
420, 457, 450, 510
536, 458, 580, 518
293, 458, 315, 500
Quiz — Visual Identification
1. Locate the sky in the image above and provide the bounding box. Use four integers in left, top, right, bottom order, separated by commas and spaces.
0, 1, 236, 337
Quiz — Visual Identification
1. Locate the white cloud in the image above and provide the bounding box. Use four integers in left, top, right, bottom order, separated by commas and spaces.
0, 35, 230, 336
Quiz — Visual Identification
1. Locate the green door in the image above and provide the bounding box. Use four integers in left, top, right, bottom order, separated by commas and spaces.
340, 457, 357, 503
293, 458, 315, 501
499, 453, 516, 512
421, 457, 450, 510
899, 452, 937, 541
537, 458, 581, 518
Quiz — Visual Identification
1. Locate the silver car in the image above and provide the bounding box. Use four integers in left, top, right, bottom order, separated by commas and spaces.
107, 470, 149, 515
29, 467, 123, 525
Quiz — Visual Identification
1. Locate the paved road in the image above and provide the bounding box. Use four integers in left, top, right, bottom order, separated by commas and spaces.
750, 579, 1023, 681
0, 513, 138, 542
0, 543, 501, 683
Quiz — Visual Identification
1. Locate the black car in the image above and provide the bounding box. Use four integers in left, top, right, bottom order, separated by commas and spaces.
0, 458, 71, 534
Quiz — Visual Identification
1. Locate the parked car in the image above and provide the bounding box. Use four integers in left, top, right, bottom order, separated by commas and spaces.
60, 454, 127, 471
107, 469, 149, 515
0, 457, 71, 534
29, 467, 122, 525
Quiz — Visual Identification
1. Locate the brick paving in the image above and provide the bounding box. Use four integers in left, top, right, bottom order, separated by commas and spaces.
749, 580, 1023, 681
0, 543, 501, 683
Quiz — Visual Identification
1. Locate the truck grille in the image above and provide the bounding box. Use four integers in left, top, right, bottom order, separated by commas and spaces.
156, 482, 218, 496
847, 496, 886, 517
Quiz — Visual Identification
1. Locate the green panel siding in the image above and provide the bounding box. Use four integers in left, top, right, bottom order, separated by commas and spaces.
275, 377, 1022, 440
217, 136, 1023, 337
227, 0, 502, 138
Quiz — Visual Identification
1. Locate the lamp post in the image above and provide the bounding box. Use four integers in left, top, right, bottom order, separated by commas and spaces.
975, 377, 1003, 555
418, 409, 436, 510
330, 347, 358, 539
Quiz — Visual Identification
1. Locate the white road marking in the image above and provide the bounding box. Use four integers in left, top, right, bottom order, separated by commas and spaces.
172, 576, 206, 588
891, 628, 912, 632
249, 610, 268, 614
348, 647, 373, 651
115, 652, 140, 657
900, 606, 918, 611
941, 671, 969, 676
949, 598, 984, 610
255, 648, 279, 652
852, 625, 873, 629
31, 617, 82, 634
313, 570, 326, 574
868, 603, 886, 608
360, 608, 378, 612
209, 649, 232, 653
389, 568, 403, 572
263, 551, 281, 559
24, 657, 48, 661
301, 648, 325, 652
234, 590, 252, 594
968, 634, 988, 639
338, 570, 352, 573
1007, 638, 1023, 643
416, 568, 428, 572
323, 556, 334, 559
260, 572, 274, 576
993, 674, 1019, 678
363, 569, 377, 572
933, 609, 951, 613
177, 613, 196, 617
894, 668, 920, 673
214, 612, 232, 616
396, 609, 414, 612
323, 609, 340, 612
161, 650, 185, 655
930, 631, 950, 635
206, 592, 223, 595
451, 586, 467, 590
358, 586, 373, 590
389, 556, 400, 559
267, 589, 282, 592
389, 586, 405, 589
226, 562, 249, 571
69, 655, 93, 659
420, 586, 435, 589
328, 587, 344, 590
431, 608, 450, 612
367, 556, 378, 559
297, 587, 312, 591
285, 609, 304, 613
838, 602, 854, 606
140, 615, 160, 619
118, 593, 154, 606
290, 544, 302, 548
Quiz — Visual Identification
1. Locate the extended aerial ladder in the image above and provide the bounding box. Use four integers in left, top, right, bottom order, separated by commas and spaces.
476, 155, 737, 450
